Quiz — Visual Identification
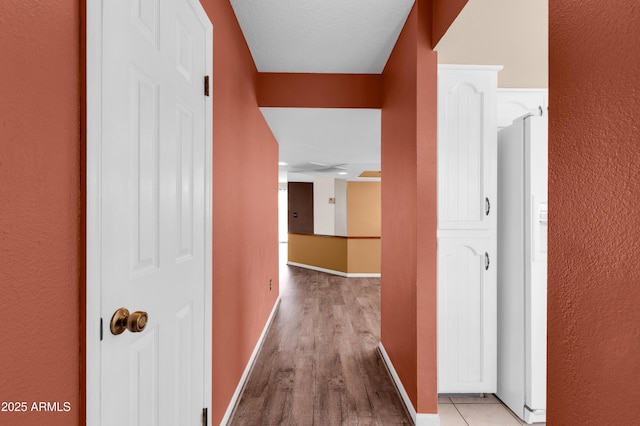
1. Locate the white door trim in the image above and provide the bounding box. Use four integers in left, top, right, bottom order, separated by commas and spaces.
85, 1, 213, 423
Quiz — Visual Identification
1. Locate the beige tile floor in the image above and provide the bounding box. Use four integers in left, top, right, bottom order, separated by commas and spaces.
438, 394, 546, 426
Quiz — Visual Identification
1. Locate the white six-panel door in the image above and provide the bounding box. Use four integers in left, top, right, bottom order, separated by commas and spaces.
87, 0, 212, 424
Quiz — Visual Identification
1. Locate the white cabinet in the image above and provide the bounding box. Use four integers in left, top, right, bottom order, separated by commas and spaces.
437, 65, 501, 394
497, 88, 548, 129
437, 66, 498, 233
437, 237, 497, 393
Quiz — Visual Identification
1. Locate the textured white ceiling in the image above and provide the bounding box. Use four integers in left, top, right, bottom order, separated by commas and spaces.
230, 0, 415, 73
236, 2, 412, 182
260, 108, 381, 182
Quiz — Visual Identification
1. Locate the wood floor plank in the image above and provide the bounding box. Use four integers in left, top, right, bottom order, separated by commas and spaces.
228, 266, 412, 425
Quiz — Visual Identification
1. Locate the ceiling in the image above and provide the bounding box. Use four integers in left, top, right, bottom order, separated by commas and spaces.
231, 0, 415, 182
260, 108, 381, 183
231, 0, 548, 182
230, 0, 414, 74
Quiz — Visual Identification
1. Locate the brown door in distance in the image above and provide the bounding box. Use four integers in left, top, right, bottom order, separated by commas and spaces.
288, 182, 314, 234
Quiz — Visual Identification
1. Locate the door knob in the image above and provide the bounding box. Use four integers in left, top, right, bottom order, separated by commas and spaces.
110, 308, 148, 335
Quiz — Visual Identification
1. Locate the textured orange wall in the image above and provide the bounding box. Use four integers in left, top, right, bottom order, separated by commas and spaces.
548, 1, 640, 424
200, 1, 280, 423
381, 0, 438, 413
257, 73, 383, 108
415, 0, 439, 413
432, 0, 468, 47
0, 1, 82, 425
382, 7, 419, 405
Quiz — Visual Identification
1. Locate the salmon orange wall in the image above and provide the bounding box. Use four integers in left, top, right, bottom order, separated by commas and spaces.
199, 1, 280, 423
0, 1, 82, 425
548, 1, 640, 424
381, 0, 439, 414
257, 73, 383, 108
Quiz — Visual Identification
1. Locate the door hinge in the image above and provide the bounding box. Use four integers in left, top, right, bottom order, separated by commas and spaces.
202, 407, 208, 425
204, 75, 210, 97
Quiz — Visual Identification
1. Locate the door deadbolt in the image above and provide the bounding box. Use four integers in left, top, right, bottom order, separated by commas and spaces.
110, 308, 148, 335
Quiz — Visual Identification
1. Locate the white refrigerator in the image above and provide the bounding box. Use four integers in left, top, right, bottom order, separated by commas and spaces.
496, 113, 547, 423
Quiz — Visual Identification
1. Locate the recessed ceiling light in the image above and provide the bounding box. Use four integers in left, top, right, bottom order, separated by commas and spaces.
278, 161, 288, 166
338, 172, 347, 175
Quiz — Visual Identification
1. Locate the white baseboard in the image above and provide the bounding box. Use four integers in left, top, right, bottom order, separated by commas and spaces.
416, 413, 441, 426
378, 342, 440, 426
287, 261, 381, 278
377, 343, 417, 421
220, 296, 281, 425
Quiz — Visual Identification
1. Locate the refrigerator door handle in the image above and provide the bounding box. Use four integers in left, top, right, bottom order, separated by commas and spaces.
485, 197, 491, 216
484, 252, 490, 270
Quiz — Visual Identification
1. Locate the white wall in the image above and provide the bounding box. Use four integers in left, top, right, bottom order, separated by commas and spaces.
278, 182, 288, 242
334, 179, 348, 236
313, 176, 335, 235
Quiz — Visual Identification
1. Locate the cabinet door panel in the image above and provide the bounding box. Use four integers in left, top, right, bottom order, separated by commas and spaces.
437, 237, 497, 393
438, 68, 497, 232
497, 88, 547, 129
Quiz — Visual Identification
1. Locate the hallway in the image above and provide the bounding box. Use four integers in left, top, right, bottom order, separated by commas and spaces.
228, 253, 411, 425
228, 245, 546, 425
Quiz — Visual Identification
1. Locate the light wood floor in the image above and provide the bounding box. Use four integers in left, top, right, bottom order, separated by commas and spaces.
228, 264, 412, 425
